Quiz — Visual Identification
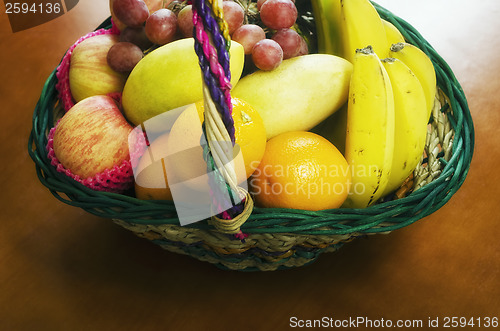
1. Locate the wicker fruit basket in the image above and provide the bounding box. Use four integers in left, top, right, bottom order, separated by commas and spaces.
28, 1, 474, 271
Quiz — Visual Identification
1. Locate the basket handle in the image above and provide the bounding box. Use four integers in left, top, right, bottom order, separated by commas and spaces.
191, 0, 253, 237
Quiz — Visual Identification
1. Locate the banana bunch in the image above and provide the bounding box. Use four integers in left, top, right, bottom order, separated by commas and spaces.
342, 46, 395, 208
311, 0, 437, 207
382, 20, 405, 45
312, 0, 406, 59
380, 57, 429, 197
311, 0, 343, 55
389, 42, 438, 118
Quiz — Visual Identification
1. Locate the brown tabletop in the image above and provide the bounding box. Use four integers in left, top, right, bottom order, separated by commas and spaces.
1, 0, 498, 330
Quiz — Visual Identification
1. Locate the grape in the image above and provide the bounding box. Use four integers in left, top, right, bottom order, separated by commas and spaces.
107, 42, 144, 73
252, 39, 283, 71
222, 1, 245, 35
271, 28, 302, 59
177, 4, 194, 38
113, 0, 150, 28
297, 37, 309, 56
256, 0, 267, 11
232, 24, 266, 54
257, 0, 294, 10
259, 0, 297, 30
145, 8, 177, 45
120, 26, 153, 50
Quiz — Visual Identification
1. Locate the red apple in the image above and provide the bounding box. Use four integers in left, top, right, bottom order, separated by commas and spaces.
69, 34, 127, 103
53, 95, 134, 179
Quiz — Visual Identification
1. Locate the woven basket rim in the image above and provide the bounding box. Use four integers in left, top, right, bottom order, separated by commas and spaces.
28, 3, 474, 237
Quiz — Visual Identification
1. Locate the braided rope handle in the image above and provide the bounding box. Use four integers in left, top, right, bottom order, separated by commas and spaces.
191, 0, 253, 236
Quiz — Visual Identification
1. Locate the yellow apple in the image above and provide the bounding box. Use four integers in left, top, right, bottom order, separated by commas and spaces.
69, 34, 127, 103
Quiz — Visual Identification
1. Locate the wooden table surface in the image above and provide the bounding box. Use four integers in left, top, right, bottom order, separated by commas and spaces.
1, 1, 498, 330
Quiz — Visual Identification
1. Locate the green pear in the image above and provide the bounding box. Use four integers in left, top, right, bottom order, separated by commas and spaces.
231, 54, 352, 139
122, 38, 245, 127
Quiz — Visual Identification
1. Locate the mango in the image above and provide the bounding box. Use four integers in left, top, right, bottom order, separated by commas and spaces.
232, 54, 352, 139
122, 38, 245, 127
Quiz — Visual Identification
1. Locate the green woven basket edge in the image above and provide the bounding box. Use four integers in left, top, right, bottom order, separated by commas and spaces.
28, 4, 475, 236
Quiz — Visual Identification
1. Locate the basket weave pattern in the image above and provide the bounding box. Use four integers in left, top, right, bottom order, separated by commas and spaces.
28, 4, 474, 271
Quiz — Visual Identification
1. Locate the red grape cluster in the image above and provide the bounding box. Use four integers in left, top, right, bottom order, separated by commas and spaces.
107, 0, 175, 72
231, 0, 308, 71
107, 0, 307, 73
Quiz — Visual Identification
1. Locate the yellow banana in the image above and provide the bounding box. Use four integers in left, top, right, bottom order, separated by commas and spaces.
389, 42, 437, 119
382, 19, 405, 45
343, 46, 395, 208
340, 0, 389, 62
311, 0, 342, 55
381, 58, 428, 196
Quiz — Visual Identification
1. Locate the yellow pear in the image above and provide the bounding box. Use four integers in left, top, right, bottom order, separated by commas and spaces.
122, 38, 245, 128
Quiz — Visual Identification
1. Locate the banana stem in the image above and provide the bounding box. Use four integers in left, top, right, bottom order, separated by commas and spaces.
381, 57, 396, 63
390, 42, 405, 52
356, 45, 374, 55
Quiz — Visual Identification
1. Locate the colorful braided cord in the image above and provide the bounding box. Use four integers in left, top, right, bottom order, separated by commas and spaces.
191, 0, 245, 224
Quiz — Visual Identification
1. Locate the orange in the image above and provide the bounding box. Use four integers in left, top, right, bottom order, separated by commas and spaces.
194, 97, 267, 178
250, 131, 351, 210
166, 97, 267, 191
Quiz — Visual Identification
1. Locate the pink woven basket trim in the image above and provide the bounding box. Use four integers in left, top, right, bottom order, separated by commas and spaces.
46, 123, 147, 194
55, 27, 120, 112
109, 18, 121, 35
